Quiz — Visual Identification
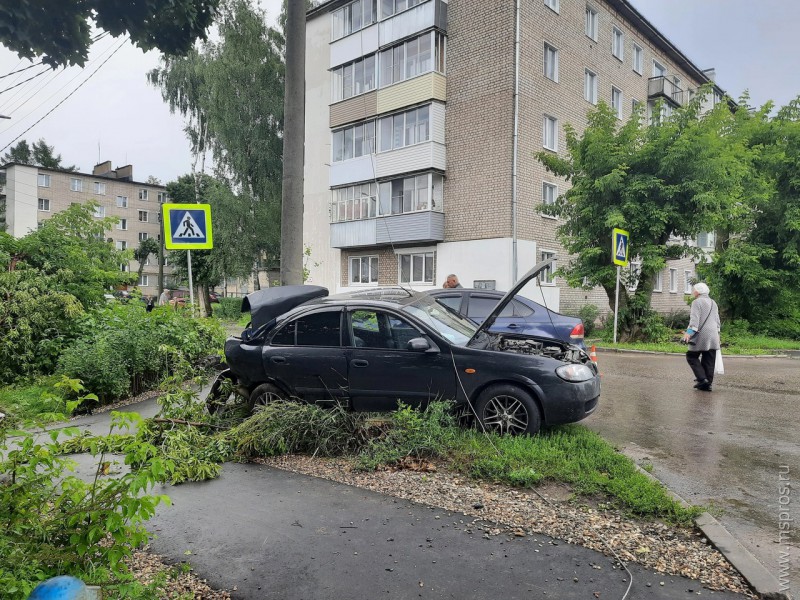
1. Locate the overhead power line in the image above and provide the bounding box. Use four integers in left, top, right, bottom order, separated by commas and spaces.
0, 37, 129, 154
0, 61, 44, 80
0, 68, 51, 95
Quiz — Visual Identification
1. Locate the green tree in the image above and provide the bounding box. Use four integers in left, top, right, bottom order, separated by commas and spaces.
2, 138, 77, 171
133, 237, 159, 284
537, 93, 767, 340
0, 0, 220, 67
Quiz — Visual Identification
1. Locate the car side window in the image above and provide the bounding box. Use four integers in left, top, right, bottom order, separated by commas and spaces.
436, 295, 462, 312
350, 309, 421, 350
511, 299, 534, 317
271, 311, 342, 347
467, 296, 513, 319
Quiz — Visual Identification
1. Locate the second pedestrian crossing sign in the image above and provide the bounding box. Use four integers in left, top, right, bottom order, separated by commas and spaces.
612, 227, 629, 267
163, 204, 213, 250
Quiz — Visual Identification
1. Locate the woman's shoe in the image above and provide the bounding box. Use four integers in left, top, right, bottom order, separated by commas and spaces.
696, 380, 712, 391
693, 378, 709, 389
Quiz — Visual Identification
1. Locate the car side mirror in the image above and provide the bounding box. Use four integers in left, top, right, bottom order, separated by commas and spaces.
407, 337, 433, 353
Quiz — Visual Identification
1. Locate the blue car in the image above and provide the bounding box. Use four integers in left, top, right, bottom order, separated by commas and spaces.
429, 289, 586, 349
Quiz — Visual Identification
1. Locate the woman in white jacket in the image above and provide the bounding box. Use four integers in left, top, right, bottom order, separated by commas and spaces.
682, 282, 721, 391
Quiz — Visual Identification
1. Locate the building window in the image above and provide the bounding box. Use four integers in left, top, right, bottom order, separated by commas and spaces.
684, 271, 693, 294
116, 240, 128, 251
117, 218, 128, 230
653, 60, 666, 78
669, 268, 677, 292
70, 178, 83, 192
633, 44, 643, 74
544, 0, 559, 14
37, 198, 50, 211
332, 54, 377, 102
542, 182, 557, 206
93, 206, 105, 218
627, 262, 641, 292
584, 69, 598, 104
333, 182, 379, 222
333, 120, 377, 162
139, 274, 149, 287
399, 251, 434, 285
381, 0, 428, 19
139, 232, 149, 242
653, 271, 663, 292
139, 189, 148, 201
611, 86, 623, 118
585, 6, 598, 41
350, 255, 379, 285
120, 263, 129, 272
377, 104, 430, 153
697, 231, 715, 248
157, 192, 168, 203
38, 173, 50, 187
116, 195, 128, 208
539, 251, 556, 284
379, 31, 445, 88
543, 43, 558, 82
138, 210, 148, 222
94, 181, 106, 195
612, 26, 624, 60
632, 98, 641, 113
543, 115, 558, 151
331, 173, 443, 223
331, 0, 377, 41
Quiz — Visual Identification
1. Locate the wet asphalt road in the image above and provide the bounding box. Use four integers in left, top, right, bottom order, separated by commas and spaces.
586, 351, 799, 590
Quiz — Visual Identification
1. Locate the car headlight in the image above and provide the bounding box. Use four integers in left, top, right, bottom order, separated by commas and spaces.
555, 363, 595, 382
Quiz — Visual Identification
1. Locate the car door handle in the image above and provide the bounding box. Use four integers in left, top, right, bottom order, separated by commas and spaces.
271, 356, 286, 364
351, 359, 369, 368
507, 323, 520, 329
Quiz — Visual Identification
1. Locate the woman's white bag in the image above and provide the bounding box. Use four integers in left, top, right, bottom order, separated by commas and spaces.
715, 350, 725, 375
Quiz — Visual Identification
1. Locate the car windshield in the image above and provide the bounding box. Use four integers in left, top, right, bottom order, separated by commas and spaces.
403, 295, 478, 346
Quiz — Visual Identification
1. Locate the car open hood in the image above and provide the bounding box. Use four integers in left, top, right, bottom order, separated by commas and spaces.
242, 285, 328, 330
468, 256, 556, 345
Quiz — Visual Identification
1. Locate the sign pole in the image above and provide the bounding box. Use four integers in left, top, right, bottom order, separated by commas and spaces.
187, 249, 195, 318
613, 265, 620, 344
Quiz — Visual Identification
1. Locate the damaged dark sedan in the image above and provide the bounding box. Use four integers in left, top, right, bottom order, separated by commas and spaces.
209, 258, 600, 435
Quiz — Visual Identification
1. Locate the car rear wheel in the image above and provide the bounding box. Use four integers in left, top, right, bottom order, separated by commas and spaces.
248, 383, 287, 413
475, 384, 541, 436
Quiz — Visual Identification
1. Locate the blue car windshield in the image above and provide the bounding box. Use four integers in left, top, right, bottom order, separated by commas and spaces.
403, 295, 477, 346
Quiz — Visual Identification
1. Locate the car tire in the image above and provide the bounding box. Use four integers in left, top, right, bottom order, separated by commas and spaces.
248, 383, 287, 413
206, 372, 249, 416
475, 384, 541, 436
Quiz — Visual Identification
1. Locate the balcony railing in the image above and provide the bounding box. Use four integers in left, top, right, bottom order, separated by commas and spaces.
330, 210, 444, 249
648, 76, 687, 107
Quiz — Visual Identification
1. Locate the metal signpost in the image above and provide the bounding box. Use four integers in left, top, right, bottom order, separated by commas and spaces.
611, 227, 630, 344
162, 203, 213, 315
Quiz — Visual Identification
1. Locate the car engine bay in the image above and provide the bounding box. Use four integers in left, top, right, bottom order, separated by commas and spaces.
485, 335, 589, 364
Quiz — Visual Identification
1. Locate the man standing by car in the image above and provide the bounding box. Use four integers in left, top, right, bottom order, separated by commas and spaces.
158, 288, 171, 307
443, 274, 463, 289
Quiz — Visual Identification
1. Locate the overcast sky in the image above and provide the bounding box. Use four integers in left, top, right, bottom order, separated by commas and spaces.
1, 0, 798, 184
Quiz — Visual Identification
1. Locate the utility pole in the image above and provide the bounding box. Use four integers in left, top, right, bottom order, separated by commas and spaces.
280, 0, 307, 286
158, 195, 165, 296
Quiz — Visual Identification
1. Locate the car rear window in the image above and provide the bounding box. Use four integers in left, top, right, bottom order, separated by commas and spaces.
467, 296, 514, 319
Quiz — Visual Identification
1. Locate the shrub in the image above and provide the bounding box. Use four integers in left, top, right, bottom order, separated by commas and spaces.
576, 304, 599, 337
213, 297, 244, 321
662, 309, 691, 330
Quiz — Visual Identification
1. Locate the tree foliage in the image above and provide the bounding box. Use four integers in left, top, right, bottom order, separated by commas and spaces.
133, 237, 159, 283
537, 92, 767, 339
0, 0, 220, 67
1, 138, 77, 171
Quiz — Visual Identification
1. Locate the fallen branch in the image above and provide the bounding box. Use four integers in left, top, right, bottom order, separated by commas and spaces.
152, 418, 224, 430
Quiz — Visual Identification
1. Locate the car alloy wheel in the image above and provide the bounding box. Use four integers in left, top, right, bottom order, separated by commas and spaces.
476, 384, 541, 436
248, 383, 286, 413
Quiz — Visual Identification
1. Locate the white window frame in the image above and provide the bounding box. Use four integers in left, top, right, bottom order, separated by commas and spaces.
376, 104, 430, 154
93, 206, 106, 218
653, 271, 663, 292
70, 178, 83, 192
542, 182, 558, 206
697, 231, 715, 249
139, 232, 149, 242
138, 210, 148, 223
157, 192, 168, 203
584, 69, 598, 104
139, 274, 149, 287
116, 195, 128, 208
398, 251, 435, 285
378, 31, 444, 89
333, 119, 377, 162
349, 255, 379, 285
539, 251, 556, 285
632, 98, 641, 113
684, 270, 693, 294
120, 263, 129, 272
633, 44, 643, 74
37, 198, 50, 211
116, 240, 128, 251
544, 0, 559, 14
331, 54, 377, 102
139, 189, 148, 201
585, 6, 598, 41
543, 115, 558, 152
611, 86, 623, 119
94, 181, 106, 195
669, 268, 677, 293
653, 59, 666, 78
627, 261, 641, 292
543, 43, 558, 82
612, 26, 624, 60
331, 0, 377, 42
37, 173, 50, 188
117, 219, 128, 231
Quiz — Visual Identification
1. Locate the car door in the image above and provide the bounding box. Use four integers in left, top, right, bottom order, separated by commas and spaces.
347, 308, 457, 411
265, 308, 349, 403
465, 293, 560, 338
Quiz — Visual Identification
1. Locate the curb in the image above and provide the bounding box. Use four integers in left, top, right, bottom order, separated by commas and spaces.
630, 463, 791, 600
594, 346, 788, 359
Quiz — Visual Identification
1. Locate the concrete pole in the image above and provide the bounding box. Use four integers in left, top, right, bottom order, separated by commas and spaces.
280, 0, 307, 286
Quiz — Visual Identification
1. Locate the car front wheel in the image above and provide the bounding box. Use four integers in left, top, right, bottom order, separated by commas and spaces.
248, 383, 287, 413
475, 384, 541, 436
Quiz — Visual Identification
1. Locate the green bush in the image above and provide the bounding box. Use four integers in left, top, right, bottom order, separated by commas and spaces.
213, 297, 244, 321
576, 304, 599, 337
662, 309, 691, 330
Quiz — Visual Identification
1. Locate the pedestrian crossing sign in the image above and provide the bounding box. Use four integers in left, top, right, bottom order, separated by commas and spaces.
612, 228, 629, 266
163, 204, 213, 250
